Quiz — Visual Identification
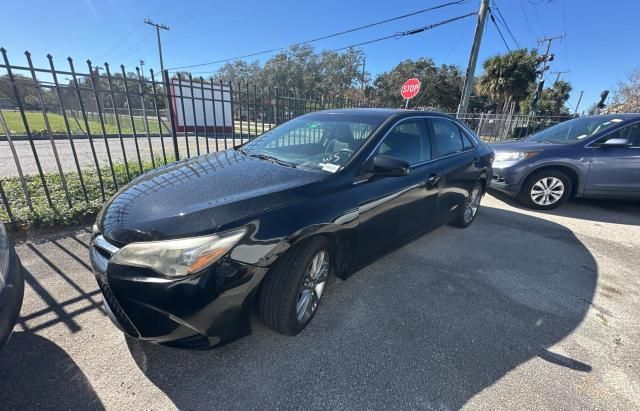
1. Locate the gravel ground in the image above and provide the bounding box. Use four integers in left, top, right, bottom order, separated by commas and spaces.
1, 193, 639, 410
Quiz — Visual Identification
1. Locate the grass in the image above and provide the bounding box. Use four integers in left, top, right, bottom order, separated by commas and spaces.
1, 110, 170, 136
0, 155, 174, 228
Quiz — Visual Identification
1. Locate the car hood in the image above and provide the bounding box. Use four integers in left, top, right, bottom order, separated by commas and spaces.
97, 150, 326, 245
489, 139, 552, 152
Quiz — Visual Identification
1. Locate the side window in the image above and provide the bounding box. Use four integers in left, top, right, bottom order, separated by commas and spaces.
374, 119, 430, 165
462, 132, 474, 150
599, 123, 640, 147
630, 124, 640, 147
430, 118, 464, 158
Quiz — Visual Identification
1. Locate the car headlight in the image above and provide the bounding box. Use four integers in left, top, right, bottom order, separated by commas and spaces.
494, 151, 538, 162
110, 228, 247, 277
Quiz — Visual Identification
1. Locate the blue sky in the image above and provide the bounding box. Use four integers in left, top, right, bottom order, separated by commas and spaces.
1, 0, 638, 111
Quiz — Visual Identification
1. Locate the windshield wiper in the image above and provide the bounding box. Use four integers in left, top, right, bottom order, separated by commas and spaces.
248, 153, 297, 168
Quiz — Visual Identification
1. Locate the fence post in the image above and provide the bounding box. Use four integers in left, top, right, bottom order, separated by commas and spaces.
120, 65, 143, 173
199, 77, 210, 154
0, 110, 33, 213
0, 180, 14, 223
162, 70, 180, 161
48, 54, 89, 203
104, 63, 131, 181
136, 67, 155, 167
188, 74, 200, 156
148, 70, 168, 163
68, 56, 107, 202
1, 47, 55, 208
25, 51, 73, 208
87, 59, 118, 190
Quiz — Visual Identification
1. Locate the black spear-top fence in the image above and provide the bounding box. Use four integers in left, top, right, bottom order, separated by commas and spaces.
0, 48, 572, 226
0, 48, 380, 226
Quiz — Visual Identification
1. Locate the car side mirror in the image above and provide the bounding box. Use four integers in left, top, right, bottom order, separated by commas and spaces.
600, 138, 631, 148
371, 155, 410, 177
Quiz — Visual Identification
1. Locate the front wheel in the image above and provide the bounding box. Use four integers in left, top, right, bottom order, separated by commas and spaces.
518, 170, 572, 210
450, 181, 484, 228
258, 237, 332, 336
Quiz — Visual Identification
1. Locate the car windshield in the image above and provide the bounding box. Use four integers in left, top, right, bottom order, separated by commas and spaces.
527, 116, 626, 144
238, 113, 385, 173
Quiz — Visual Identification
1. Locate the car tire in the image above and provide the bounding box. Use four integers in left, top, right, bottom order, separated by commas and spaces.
518, 169, 572, 210
450, 181, 484, 228
258, 236, 332, 336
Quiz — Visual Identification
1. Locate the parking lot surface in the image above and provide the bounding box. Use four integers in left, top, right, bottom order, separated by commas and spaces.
1, 194, 639, 410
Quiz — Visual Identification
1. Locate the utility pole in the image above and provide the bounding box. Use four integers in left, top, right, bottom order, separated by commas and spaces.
456, 0, 489, 118
139, 59, 145, 78
574, 90, 584, 115
551, 70, 569, 84
529, 33, 564, 113
144, 19, 169, 74
361, 57, 366, 100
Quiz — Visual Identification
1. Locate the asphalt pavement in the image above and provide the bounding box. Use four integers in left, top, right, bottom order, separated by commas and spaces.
0, 137, 246, 177
1, 193, 639, 410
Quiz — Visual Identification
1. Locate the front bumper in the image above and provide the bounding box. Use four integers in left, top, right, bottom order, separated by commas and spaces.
0, 244, 24, 349
488, 163, 524, 196
90, 235, 268, 349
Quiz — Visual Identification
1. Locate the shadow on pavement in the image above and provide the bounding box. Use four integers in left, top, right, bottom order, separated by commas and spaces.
489, 189, 640, 226
126, 205, 598, 409
0, 332, 104, 410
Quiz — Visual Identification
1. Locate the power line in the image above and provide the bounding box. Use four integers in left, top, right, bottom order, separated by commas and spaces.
518, 0, 538, 43
489, 9, 511, 52
94, 0, 181, 63
111, 31, 155, 64
492, 1, 521, 48
166, 0, 471, 71
187, 13, 477, 76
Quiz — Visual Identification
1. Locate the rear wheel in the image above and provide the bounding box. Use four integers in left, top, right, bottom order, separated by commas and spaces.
450, 181, 484, 228
518, 170, 572, 210
258, 237, 332, 335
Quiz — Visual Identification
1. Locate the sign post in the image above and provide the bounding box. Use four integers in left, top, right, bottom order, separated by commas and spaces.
401, 78, 421, 109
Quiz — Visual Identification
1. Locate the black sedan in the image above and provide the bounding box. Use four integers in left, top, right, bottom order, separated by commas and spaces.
0, 222, 24, 350
90, 109, 493, 348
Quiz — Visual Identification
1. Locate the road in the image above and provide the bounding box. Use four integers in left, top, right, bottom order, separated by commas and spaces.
0, 136, 248, 177
1, 194, 639, 410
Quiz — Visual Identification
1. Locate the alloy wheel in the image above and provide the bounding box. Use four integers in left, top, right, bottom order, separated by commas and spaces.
530, 177, 565, 206
463, 186, 482, 223
296, 250, 330, 323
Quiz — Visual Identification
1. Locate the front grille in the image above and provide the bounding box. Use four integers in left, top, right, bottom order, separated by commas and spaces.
96, 277, 139, 337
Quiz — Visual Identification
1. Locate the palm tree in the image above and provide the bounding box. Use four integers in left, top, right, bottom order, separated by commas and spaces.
477, 49, 539, 113
549, 80, 572, 115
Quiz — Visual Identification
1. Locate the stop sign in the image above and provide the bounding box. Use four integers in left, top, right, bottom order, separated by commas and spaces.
401, 78, 421, 99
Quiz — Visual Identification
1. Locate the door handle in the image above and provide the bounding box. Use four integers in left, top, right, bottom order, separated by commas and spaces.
425, 174, 441, 187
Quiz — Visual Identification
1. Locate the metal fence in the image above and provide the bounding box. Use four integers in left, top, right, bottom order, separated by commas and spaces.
0, 49, 380, 225
0, 48, 572, 225
455, 111, 572, 142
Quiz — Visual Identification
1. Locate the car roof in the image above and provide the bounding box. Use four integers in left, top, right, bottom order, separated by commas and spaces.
584, 113, 640, 121
310, 108, 456, 120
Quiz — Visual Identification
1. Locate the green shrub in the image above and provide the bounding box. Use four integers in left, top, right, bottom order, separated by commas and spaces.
0, 156, 174, 228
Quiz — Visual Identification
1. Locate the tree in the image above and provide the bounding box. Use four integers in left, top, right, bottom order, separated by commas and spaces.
520, 80, 572, 116
210, 60, 262, 84
372, 58, 463, 111
476, 49, 539, 113
611, 68, 640, 113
